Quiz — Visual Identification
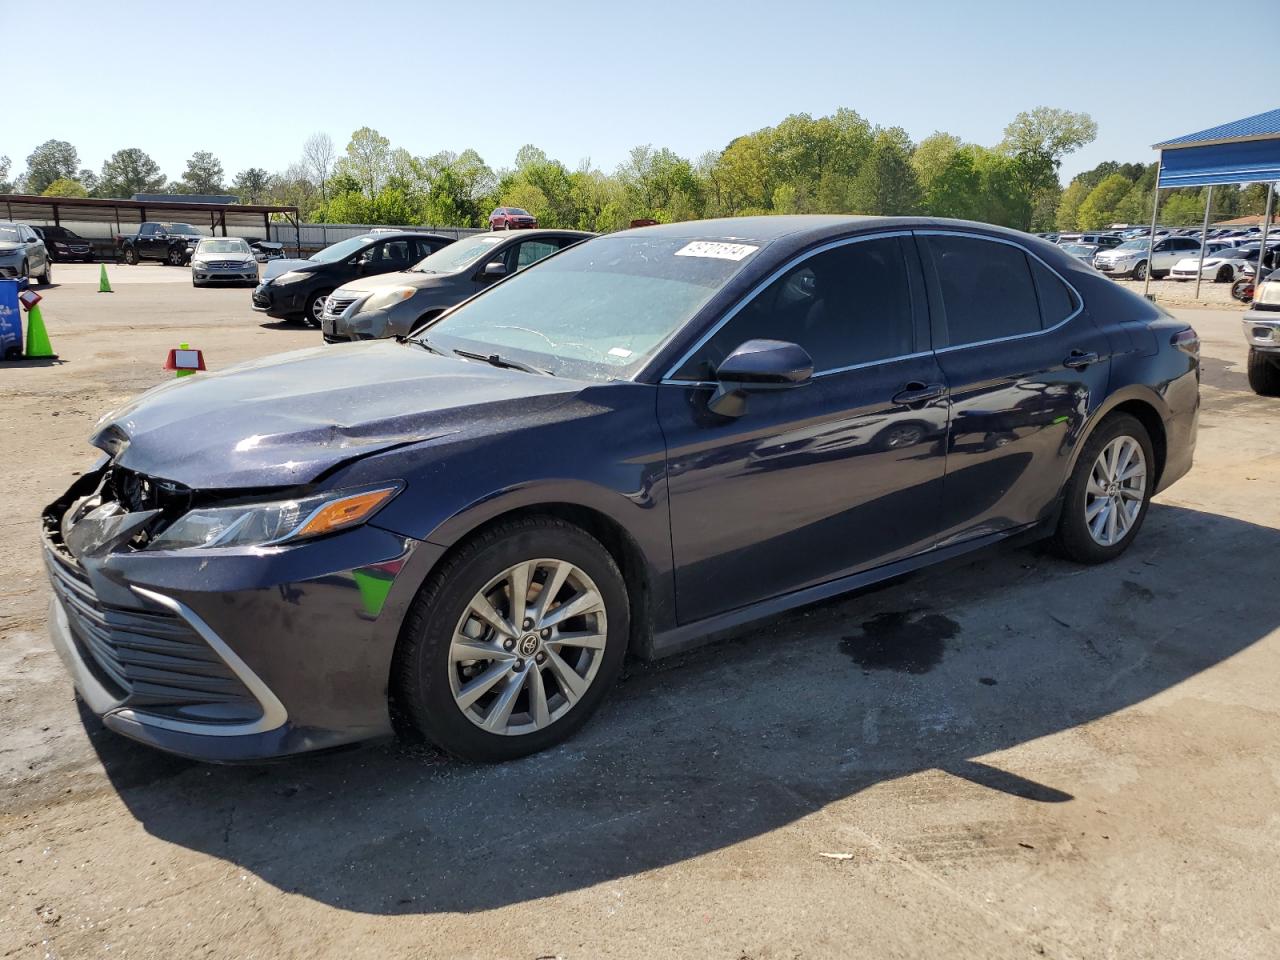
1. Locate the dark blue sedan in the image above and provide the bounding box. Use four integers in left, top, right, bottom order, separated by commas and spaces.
43, 216, 1199, 762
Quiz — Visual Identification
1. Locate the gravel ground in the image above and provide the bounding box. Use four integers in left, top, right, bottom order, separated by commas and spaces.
2, 264, 1278, 960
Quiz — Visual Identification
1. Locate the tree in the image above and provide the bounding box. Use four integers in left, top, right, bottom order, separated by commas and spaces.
1000, 107, 1097, 229
1159, 190, 1207, 226
342, 127, 391, 198
232, 167, 271, 204
179, 151, 225, 193
924, 147, 983, 220
76, 168, 99, 195
99, 148, 166, 198
912, 132, 964, 191
42, 178, 88, 198
849, 128, 921, 216
1076, 173, 1133, 229
302, 132, 336, 203
0, 156, 12, 194
1056, 179, 1090, 230
24, 140, 79, 195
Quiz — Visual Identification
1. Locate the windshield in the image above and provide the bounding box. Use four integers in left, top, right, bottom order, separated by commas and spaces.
509, 208, 531, 217
420, 235, 761, 381
0, 224, 21, 242
1061, 244, 1096, 256
196, 238, 251, 254
409, 233, 507, 274
309, 235, 376, 263
1115, 239, 1149, 251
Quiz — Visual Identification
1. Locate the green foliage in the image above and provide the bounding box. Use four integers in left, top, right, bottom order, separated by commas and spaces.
177, 151, 225, 194
1076, 174, 1133, 229
849, 128, 921, 216
0, 155, 12, 194
98, 148, 166, 198
1056, 179, 1089, 230
1160, 191, 1207, 226
912, 132, 964, 192
232, 168, 271, 204
24, 140, 79, 194
42, 178, 88, 198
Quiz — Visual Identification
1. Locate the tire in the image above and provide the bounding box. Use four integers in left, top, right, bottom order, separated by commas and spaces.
303, 289, 331, 328
1215, 264, 1234, 283
123, 246, 138, 265
167, 246, 185, 266
1132, 260, 1147, 281
19, 259, 28, 281
1050, 413, 1154, 564
1247, 348, 1280, 396
38, 260, 51, 285
393, 516, 629, 762
1232, 278, 1254, 302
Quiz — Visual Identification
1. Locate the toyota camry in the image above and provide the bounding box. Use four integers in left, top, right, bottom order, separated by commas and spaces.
43, 216, 1199, 763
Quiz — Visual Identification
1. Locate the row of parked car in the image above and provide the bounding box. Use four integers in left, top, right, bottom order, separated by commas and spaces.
1034, 225, 1278, 283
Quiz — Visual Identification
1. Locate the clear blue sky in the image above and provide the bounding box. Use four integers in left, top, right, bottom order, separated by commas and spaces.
16, 0, 1276, 187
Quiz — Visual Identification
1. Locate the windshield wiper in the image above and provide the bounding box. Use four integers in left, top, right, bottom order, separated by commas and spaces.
400, 335, 446, 355
452, 348, 554, 376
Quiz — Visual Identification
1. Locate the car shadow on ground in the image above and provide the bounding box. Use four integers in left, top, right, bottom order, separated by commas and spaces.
84, 502, 1278, 915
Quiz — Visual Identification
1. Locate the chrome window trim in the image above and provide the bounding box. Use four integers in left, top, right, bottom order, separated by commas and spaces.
914, 229, 1086, 354
659, 230, 916, 383
117, 586, 289, 737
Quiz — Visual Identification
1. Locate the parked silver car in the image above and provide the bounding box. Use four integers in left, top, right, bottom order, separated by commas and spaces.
1093, 235, 1202, 280
0, 222, 52, 284
190, 237, 259, 287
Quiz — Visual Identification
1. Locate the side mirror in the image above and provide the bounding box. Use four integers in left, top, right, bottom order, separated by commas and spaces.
708, 339, 813, 417
482, 261, 508, 279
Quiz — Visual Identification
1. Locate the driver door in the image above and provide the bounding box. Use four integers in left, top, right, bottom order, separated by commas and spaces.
656, 234, 949, 624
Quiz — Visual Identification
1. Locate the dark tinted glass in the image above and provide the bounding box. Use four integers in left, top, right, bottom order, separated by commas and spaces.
683, 236, 915, 377
1030, 258, 1078, 326
929, 235, 1041, 345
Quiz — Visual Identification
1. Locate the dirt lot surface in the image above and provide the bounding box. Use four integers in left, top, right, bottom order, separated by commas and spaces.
2, 263, 1279, 959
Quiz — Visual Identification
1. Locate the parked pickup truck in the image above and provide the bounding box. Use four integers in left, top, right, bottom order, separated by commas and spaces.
118, 222, 205, 266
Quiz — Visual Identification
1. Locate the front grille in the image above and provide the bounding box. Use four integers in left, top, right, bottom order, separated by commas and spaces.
252, 290, 271, 307
324, 294, 359, 317
44, 534, 262, 725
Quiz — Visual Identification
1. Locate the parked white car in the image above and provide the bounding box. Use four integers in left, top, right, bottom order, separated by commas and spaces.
1171, 242, 1280, 283
1093, 235, 1202, 280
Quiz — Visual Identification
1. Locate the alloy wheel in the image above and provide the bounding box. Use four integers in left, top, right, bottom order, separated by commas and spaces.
448, 558, 608, 735
1084, 435, 1147, 546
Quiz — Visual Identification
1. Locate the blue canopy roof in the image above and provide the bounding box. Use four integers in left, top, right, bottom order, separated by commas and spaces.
1154, 109, 1280, 188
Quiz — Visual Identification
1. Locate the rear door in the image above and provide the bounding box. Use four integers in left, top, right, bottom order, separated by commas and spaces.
657, 233, 949, 623
919, 231, 1109, 545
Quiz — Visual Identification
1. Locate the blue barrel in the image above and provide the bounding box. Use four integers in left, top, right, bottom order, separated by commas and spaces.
0, 278, 22, 360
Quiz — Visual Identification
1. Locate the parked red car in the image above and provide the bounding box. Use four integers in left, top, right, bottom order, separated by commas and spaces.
489, 207, 538, 230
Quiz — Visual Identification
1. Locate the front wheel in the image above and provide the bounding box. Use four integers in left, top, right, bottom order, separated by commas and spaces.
1232, 277, 1254, 302
38, 260, 52, 285
167, 246, 185, 266
1050, 413, 1154, 563
123, 246, 138, 265
393, 516, 629, 762
303, 289, 331, 328
1247, 348, 1280, 396
1215, 264, 1235, 283
1132, 260, 1148, 281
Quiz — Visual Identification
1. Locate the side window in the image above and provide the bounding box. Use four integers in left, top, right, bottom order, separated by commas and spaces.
927, 234, 1042, 346
674, 236, 917, 379
140, 224, 156, 237
381, 239, 412, 264
1030, 258, 1078, 327
413, 237, 439, 260
513, 239, 561, 270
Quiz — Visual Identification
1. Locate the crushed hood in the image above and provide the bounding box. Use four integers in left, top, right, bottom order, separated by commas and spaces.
91, 341, 583, 489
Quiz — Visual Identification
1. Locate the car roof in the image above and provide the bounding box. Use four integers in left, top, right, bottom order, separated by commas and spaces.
354, 231, 455, 242
480, 228, 595, 239
621, 214, 1042, 248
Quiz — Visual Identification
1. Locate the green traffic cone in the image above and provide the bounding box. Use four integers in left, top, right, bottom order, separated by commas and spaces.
98, 264, 113, 293
24, 304, 57, 359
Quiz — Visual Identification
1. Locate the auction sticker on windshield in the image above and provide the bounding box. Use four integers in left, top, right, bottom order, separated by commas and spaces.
674, 241, 759, 261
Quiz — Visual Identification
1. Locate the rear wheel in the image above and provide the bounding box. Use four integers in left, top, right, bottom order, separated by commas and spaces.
1247, 348, 1280, 396
1050, 413, 1154, 563
393, 516, 629, 762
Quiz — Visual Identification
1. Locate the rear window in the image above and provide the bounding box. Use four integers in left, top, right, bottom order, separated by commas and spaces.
928, 235, 1042, 346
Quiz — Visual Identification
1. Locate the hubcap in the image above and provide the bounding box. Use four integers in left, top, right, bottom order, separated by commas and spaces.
1085, 435, 1146, 546
448, 558, 608, 736
312, 297, 326, 320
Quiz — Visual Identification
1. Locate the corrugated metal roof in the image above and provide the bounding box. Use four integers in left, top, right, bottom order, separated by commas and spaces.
131, 193, 240, 204
1155, 109, 1280, 149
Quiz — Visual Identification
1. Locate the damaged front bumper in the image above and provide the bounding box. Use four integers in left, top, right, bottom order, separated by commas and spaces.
43, 465, 440, 761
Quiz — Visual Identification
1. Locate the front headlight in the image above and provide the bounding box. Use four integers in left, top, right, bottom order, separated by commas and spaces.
148, 483, 401, 551
192, 259, 208, 269
358, 286, 416, 314
272, 270, 308, 286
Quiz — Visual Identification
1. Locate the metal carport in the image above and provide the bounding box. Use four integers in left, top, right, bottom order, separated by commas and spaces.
1147, 108, 1280, 297
0, 194, 301, 259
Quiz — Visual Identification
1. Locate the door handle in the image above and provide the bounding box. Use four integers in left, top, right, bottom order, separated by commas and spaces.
1063, 350, 1100, 369
891, 381, 946, 405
